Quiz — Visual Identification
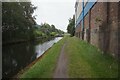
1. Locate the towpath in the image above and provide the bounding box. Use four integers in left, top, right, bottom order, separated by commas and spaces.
53, 41, 68, 78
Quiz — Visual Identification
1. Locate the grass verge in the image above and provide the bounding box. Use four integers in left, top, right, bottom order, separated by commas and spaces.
65, 37, 118, 78
19, 36, 67, 78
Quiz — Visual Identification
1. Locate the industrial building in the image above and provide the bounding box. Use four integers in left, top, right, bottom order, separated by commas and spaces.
75, 0, 119, 57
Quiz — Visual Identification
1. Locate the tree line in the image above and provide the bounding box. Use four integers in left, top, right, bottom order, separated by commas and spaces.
33, 23, 64, 39
67, 15, 75, 37
2, 2, 64, 44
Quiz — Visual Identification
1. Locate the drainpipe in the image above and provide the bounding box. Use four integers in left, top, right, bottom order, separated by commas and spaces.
82, 0, 84, 40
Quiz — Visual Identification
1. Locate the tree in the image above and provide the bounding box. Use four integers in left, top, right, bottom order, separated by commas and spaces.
2, 2, 37, 43
67, 15, 75, 37
51, 24, 56, 32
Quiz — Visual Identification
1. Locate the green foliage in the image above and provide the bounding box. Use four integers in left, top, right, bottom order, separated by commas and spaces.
33, 23, 64, 38
2, 2, 37, 43
33, 30, 43, 37
50, 32, 57, 36
67, 15, 75, 37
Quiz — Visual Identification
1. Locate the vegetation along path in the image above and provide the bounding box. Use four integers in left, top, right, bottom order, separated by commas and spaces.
19, 36, 118, 78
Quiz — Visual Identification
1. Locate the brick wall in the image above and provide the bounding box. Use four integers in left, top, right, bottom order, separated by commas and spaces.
118, 2, 120, 57
75, 2, 119, 57
107, 2, 119, 56
90, 2, 119, 57
90, 2, 108, 48
75, 21, 82, 38
84, 13, 89, 41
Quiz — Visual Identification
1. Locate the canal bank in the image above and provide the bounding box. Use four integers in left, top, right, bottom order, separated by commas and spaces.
19, 36, 68, 78
2, 37, 62, 78
14, 47, 52, 78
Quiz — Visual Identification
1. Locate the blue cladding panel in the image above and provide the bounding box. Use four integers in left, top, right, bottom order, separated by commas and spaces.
76, 0, 97, 27
84, 1, 96, 16
76, 11, 83, 26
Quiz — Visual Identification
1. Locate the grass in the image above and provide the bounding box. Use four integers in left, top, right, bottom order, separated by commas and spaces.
65, 37, 118, 78
20, 36, 68, 78
19, 36, 118, 78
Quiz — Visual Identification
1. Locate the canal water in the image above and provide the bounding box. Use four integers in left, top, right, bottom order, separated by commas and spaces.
2, 37, 62, 78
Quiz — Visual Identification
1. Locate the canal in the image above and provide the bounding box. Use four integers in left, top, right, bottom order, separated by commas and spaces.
2, 37, 62, 78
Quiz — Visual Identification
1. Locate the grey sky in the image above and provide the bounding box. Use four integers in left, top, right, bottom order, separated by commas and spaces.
31, 0, 76, 32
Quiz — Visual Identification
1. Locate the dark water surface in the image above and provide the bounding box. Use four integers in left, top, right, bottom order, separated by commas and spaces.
2, 37, 62, 78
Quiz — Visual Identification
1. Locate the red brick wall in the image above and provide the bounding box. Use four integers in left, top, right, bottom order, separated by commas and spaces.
90, 2, 108, 48
75, 21, 82, 38
107, 2, 119, 56
118, 2, 120, 56
84, 13, 89, 41
76, 2, 119, 57
90, 2, 119, 57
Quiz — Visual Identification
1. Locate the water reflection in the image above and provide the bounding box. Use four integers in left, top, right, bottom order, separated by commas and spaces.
35, 37, 62, 58
2, 37, 62, 78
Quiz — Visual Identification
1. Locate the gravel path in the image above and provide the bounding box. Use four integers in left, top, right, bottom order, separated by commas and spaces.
53, 42, 68, 78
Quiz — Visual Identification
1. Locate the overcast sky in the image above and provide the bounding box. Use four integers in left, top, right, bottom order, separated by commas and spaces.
31, 0, 76, 32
